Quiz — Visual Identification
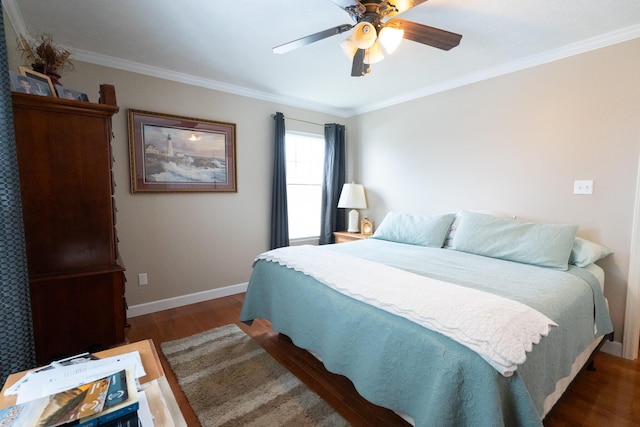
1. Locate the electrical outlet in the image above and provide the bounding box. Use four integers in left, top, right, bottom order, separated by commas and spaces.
138, 273, 148, 286
573, 180, 593, 195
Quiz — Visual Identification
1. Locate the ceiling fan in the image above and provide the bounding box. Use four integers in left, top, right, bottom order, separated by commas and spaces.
273, 0, 462, 77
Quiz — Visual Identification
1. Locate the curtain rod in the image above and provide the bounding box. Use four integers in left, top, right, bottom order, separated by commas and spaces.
271, 114, 324, 127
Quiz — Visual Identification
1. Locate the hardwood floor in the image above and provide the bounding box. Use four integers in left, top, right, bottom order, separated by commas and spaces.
126, 294, 640, 426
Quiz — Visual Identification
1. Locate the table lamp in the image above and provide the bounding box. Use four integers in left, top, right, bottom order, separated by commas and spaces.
337, 183, 367, 232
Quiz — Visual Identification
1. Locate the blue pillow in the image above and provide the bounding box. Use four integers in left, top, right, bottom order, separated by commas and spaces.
451, 211, 578, 270
570, 237, 613, 267
371, 212, 456, 247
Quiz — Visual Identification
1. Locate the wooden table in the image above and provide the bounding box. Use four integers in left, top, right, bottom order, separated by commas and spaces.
333, 230, 370, 243
0, 339, 186, 426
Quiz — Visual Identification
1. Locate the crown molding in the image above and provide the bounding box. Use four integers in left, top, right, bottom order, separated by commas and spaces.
2, 0, 26, 37
72, 49, 351, 117
1, 0, 349, 117
4, 0, 638, 119
349, 24, 640, 116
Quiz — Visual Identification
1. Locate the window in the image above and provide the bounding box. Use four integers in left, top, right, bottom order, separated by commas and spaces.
286, 131, 325, 239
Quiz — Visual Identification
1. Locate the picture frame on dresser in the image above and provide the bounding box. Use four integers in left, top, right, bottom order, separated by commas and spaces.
17, 66, 56, 97
55, 84, 89, 101
128, 109, 237, 193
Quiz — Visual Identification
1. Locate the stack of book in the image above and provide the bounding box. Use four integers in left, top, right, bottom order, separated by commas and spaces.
1, 366, 141, 427
0, 355, 140, 427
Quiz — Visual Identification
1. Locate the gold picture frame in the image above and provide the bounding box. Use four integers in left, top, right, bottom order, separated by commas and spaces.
18, 66, 57, 97
361, 218, 374, 235
127, 109, 237, 193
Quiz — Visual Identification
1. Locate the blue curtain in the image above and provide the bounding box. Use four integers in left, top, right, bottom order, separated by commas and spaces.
0, 12, 36, 381
270, 112, 289, 249
319, 123, 346, 245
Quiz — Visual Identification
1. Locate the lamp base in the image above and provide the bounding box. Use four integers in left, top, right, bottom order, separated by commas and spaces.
347, 209, 360, 232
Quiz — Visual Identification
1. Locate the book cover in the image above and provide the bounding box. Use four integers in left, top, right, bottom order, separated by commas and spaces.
0, 368, 138, 427
99, 411, 139, 427
102, 370, 129, 409
0, 373, 111, 427
0, 401, 48, 427
76, 368, 138, 427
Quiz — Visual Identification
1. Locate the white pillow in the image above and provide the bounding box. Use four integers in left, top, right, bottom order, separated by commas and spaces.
372, 212, 456, 248
570, 237, 613, 267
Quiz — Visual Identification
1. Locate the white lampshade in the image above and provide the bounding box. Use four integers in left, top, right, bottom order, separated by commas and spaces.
338, 183, 367, 233
364, 41, 384, 64
339, 37, 358, 59
338, 183, 367, 209
352, 22, 377, 49
378, 26, 404, 54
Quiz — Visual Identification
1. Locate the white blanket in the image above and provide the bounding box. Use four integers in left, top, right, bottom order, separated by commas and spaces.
256, 245, 557, 376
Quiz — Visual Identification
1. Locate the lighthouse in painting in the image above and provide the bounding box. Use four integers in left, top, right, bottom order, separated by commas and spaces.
166, 134, 174, 158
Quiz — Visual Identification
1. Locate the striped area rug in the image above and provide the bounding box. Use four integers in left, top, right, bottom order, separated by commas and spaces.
161, 324, 350, 426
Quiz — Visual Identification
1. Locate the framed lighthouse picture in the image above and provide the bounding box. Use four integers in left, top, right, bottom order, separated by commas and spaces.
127, 109, 236, 193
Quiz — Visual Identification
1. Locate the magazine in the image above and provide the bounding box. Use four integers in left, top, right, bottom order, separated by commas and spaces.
0, 369, 137, 427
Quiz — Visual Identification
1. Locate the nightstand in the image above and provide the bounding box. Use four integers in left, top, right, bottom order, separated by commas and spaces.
333, 231, 370, 244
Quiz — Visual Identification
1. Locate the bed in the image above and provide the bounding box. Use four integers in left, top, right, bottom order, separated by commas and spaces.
240, 211, 614, 426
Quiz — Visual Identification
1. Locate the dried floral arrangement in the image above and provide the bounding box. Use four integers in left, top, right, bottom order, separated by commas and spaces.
17, 33, 74, 76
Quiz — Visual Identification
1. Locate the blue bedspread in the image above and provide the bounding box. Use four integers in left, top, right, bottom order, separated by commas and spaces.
240, 239, 613, 427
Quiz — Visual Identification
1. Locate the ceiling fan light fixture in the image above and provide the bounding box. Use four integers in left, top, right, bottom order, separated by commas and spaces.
271, 1, 462, 77
364, 41, 384, 64
339, 37, 358, 59
352, 21, 377, 49
378, 26, 404, 54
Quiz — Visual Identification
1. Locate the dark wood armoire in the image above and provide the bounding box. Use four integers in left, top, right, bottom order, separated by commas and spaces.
11, 85, 126, 364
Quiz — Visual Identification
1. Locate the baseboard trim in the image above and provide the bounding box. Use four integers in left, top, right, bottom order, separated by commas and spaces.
127, 282, 248, 318
601, 339, 622, 357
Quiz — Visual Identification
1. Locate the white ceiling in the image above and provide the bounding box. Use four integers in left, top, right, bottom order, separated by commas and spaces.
4, 0, 640, 117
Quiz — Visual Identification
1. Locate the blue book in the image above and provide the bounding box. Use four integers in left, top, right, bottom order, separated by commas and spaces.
76, 403, 138, 427
76, 368, 139, 427
99, 411, 139, 427
0, 373, 112, 426
103, 370, 129, 409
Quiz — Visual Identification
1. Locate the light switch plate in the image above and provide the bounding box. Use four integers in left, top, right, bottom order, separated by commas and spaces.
138, 273, 148, 286
573, 180, 593, 195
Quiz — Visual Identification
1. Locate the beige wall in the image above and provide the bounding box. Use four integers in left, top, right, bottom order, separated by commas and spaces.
5, 16, 639, 345
4, 22, 345, 309
348, 39, 640, 342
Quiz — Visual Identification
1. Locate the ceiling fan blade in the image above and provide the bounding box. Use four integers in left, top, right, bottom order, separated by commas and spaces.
331, 0, 363, 10
331, 0, 367, 21
382, 0, 430, 17
351, 48, 368, 76
387, 19, 461, 50
273, 23, 354, 54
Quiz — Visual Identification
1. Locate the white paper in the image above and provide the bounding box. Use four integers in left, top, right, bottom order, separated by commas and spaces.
16, 351, 146, 404
5, 352, 95, 396
136, 389, 155, 427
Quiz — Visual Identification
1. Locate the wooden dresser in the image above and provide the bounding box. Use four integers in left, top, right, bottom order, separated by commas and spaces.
12, 86, 126, 364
